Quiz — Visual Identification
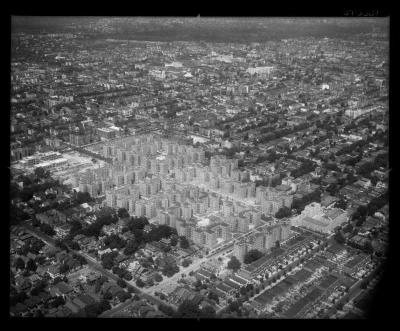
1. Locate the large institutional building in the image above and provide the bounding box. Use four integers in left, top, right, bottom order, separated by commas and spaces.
18, 151, 69, 172
291, 202, 348, 234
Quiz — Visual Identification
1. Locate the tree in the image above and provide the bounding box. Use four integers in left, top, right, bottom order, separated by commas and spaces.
50, 296, 65, 308
103, 291, 112, 300
31, 239, 45, 253
246, 284, 254, 292
162, 262, 179, 277
208, 292, 219, 304
170, 236, 178, 246
360, 280, 368, 290
104, 234, 126, 250
101, 252, 117, 270
113, 266, 127, 278
158, 304, 175, 316
117, 278, 127, 288
124, 240, 139, 256
126, 216, 149, 231
55, 239, 69, 251
363, 241, 374, 255
31, 216, 40, 227
228, 301, 241, 313
69, 220, 82, 236
343, 223, 354, 234
60, 263, 70, 274
18, 243, 30, 256
200, 305, 216, 318
227, 256, 241, 272
26, 258, 37, 272
146, 224, 177, 242
336, 302, 344, 311
117, 291, 131, 302
123, 273, 133, 281
243, 249, 264, 265
275, 206, 292, 219
10, 291, 28, 306
154, 273, 163, 282
94, 277, 107, 293
117, 208, 130, 219
354, 216, 366, 227
334, 231, 346, 244
34, 167, 49, 179
179, 236, 190, 249
335, 199, 348, 210
352, 205, 368, 222
136, 278, 145, 288
75, 191, 91, 204
68, 240, 81, 251
177, 300, 201, 318
194, 279, 202, 291
182, 259, 191, 267
34, 310, 44, 318
40, 223, 55, 236
99, 299, 111, 313
14, 257, 25, 270
84, 303, 101, 317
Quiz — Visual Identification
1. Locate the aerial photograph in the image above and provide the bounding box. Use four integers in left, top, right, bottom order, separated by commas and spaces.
10, 16, 389, 319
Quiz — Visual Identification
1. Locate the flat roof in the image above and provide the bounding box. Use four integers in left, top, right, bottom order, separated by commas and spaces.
325, 208, 344, 220
98, 127, 114, 132
303, 216, 329, 227
33, 158, 68, 168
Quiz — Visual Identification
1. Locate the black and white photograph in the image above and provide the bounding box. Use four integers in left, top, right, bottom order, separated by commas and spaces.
9, 15, 390, 319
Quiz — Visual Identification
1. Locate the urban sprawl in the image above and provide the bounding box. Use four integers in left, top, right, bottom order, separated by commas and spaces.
10, 17, 388, 319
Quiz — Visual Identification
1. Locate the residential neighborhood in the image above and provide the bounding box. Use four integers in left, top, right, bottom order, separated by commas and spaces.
10, 16, 389, 319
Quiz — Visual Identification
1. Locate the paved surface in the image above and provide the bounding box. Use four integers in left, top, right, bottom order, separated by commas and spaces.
140, 256, 209, 295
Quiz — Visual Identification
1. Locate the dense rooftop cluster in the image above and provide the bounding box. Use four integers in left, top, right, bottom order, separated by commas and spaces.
10, 17, 388, 319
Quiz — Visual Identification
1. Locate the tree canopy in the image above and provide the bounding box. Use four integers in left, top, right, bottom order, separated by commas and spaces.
227, 256, 241, 271
117, 207, 130, 219
334, 231, 346, 244
40, 223, 56, 236
243, 249, 264, 265
135, 278, 145, 288
125, 216, 149, 231
179, 236, 190, 249
103, 234, 126, 250
34, 167, 50, 179
177, 300, 201, 318
74, 191, 92, 204
275, 206, 292, 219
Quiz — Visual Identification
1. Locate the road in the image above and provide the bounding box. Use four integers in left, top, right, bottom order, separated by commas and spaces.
100, 297, 137, 317
62, 142, 113, 164
206, 222, 268, 258
138, 241, 237, 298
161, 245, 238, 297
140, 256, 210, 296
